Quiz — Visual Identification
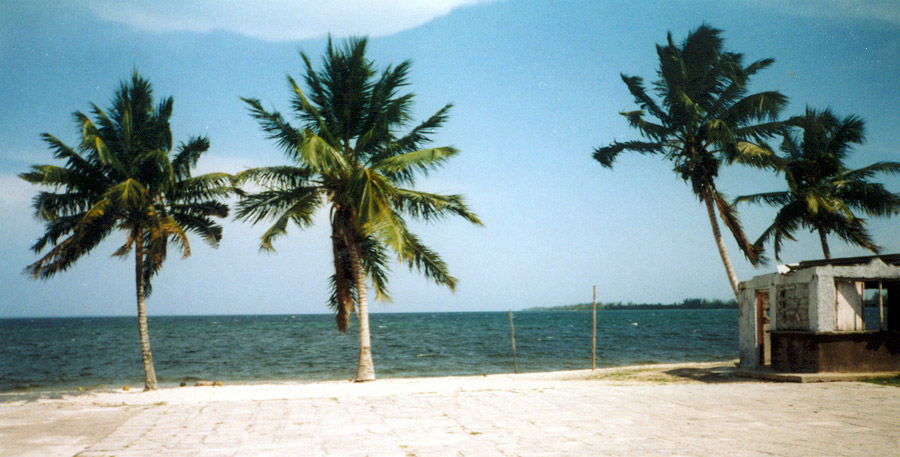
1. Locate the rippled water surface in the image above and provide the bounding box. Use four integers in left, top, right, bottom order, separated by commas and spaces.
1, 310, 738, 393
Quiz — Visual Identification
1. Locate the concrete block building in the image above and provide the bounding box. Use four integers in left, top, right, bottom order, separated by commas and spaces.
739, 254, 900, 373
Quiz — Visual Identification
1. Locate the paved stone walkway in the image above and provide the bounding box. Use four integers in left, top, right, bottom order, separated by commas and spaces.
3, 371, 899, 456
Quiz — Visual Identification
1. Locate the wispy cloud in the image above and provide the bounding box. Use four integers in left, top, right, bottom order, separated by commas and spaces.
82, 0, 493, 42
729, 0, 900, 26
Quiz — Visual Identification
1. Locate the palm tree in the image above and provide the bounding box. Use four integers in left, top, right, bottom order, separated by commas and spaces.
592, 24, 787, 298
236, 37, 481, 381
736, 107, 900, 260
20, 72, 232, 390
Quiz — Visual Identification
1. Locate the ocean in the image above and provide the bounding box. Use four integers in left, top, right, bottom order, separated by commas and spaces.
1, 310, 737, 395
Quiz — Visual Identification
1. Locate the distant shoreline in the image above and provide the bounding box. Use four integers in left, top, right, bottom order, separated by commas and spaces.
0, 307, 735, 319
523, 298, 738, 312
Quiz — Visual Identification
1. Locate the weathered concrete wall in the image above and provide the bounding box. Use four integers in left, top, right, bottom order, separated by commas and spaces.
738, 273, 780, 369
738, 282, 760, 369
771, 331, 900, 372
811, 273, 835, 332
739, 257, 900, 372
775, 283, 809, 330
809, 260, 900, 331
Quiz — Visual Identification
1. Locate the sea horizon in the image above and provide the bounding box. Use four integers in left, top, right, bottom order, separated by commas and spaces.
2, 309, 740, 396
0, 304, 737, 320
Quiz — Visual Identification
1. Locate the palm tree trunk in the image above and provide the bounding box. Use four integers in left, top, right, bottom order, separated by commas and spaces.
347, 239, 376, 382
134, 230, 158, 391
703, 188, 740, 299
818, 228, 831, 260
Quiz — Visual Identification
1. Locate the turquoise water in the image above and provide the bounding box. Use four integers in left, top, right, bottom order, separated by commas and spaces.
0, 310, 737, 394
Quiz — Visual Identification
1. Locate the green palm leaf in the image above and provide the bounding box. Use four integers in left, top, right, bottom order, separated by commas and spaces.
21, 72, 231, 390
374, 146, 459, 177
593, 24, 787, 296
738, 106, 900, 259
237, 37, 480, 379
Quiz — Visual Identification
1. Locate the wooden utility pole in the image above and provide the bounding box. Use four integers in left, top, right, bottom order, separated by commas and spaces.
509, 310, 518, 374
592, 285, 597, 370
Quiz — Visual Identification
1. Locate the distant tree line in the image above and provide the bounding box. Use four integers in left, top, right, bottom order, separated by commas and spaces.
522, 297, 738, 312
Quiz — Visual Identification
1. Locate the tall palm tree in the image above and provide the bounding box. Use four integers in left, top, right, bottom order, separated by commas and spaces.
236, 37, 481, 381
592, 24, 787, 298
20, 72, 232, 390
736, 107, 900, 260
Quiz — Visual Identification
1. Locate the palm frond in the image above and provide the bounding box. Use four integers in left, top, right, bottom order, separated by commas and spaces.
620, 75, 668, 122
172, 172, 235, 202
235, 186, 322, 226
842, 162, 900, 181
298, 132, 349, 174
759, 202, 804, 261
359, 235, 391, 302
370, 212, 457, 290
287, 75, 338, 147
241, 97, 304, 156
622, 110, 668, 141
713, 189, 764, 265
257, 192, 323, 252
234, 166, 314, 190
25, 211, 117, 278
727, 141, 779, 169
368, 104, 452, 163
721, 91, 788, 126
172, 136, 210, 180
348, 168, 396, 229
170, 210, 224, 247
593, 140, 663, 168
158, 214, 191, 258
836, 180, 900, 217
241, 37, 478, 333
393, 188, 482, 225
104, 178, 149, 211
30, 213, 84, 253
29, 190, 95, 220
23, 70, 229, 312
733, 121, 787, 145
825, 113, 865, 158
374, 146, 458, 180
734, 191, 791, 207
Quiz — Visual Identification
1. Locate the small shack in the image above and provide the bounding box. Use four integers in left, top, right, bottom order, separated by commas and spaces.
739, 254, 900, 373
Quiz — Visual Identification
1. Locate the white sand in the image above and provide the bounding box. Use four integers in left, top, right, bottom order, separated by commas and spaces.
2, 362, 899, 457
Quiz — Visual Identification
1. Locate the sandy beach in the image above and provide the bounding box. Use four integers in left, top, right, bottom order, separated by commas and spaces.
2, 361, 899, 457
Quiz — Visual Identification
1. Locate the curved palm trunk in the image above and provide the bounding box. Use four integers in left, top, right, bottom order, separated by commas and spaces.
347, 240, 376, 382
134, 230, 158, 391
818, 228, 832, 260
703, 188, 740, 299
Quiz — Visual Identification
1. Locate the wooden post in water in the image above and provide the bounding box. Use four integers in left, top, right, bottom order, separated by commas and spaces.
509, 310, 518, 374
592, 285, 597, 370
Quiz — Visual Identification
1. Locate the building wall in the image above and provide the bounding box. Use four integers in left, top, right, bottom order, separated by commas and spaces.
811, 273, 835, 332
775, 283, 809, 330
740, 258, 900, 372
738, 282, 761, 368
771, 331, 900, 372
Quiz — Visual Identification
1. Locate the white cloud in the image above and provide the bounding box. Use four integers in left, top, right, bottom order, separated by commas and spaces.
730, 0, 900, 26
83, 0, 493, 42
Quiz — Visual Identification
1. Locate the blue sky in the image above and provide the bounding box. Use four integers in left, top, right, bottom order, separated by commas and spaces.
1, 0, 899, 317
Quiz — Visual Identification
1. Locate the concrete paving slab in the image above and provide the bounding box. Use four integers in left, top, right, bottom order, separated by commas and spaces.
2, 363, 899, 456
